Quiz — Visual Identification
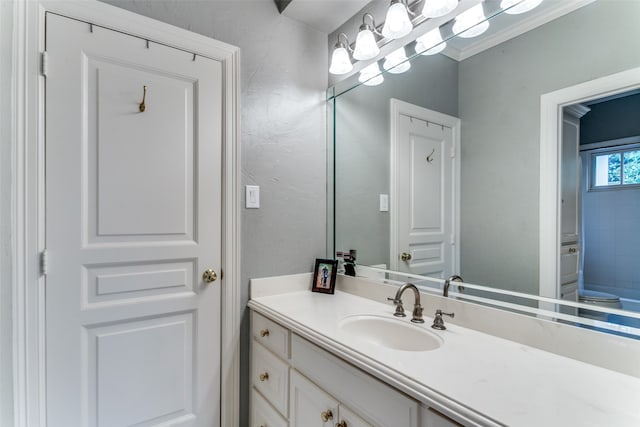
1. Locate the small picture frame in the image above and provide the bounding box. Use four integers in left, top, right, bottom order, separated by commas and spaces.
311, 258, 338, 294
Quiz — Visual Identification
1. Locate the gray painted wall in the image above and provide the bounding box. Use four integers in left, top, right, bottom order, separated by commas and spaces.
458, 0, 640, 294
581, 93, 640, 145
334, 54, 458, 266
96, 1, 328, 425
0, 1, 14, 425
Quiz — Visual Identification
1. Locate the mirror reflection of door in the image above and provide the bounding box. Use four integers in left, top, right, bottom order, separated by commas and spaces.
390, 100, 460, 278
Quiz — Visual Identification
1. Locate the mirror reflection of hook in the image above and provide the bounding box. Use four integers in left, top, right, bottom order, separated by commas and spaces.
139, 85, 147, 112
426, 148, 435, 163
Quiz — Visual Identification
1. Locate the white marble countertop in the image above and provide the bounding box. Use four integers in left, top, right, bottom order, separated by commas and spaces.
249, 289, 640, 427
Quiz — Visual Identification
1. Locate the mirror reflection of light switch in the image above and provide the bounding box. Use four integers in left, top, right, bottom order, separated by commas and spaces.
380, 194, 389, 212
246, 185, 260, 208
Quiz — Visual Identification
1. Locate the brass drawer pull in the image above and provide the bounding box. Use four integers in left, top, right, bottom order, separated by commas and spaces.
321, 409, 333, 422
568, 247, 577, 254
336, 421, 348, 427
259, 372, 269, 382
260, 329, 269, 337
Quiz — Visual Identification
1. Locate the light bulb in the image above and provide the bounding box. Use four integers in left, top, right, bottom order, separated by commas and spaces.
329, 45, 352, 75
421, 0, 458, 18
353, 27, 380, 61
359, 62, 384, 86
381, 1, 413, 40
501, 0, 543, 15
452, 3, 489, 38
383, 47, 411, 74
415, 28, 446, 56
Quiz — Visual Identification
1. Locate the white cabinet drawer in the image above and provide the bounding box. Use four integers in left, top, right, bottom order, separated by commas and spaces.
251, 388, 288, 427
253, 311, 290, 360
253, 341, 289, 417
291, 334, 419, 427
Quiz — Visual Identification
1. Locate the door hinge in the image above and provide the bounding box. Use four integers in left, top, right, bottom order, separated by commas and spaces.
40, 51, 48, 77
40, 249, 49, 276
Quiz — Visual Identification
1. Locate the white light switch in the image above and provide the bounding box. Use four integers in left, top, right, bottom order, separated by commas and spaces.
246, 185, 260, 209
379, 194, 389, 212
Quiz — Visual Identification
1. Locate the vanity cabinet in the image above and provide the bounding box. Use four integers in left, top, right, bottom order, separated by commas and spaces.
251, 310, 468, 427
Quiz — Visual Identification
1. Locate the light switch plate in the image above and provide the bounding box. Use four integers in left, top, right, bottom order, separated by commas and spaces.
246, 185, 260, 208
379, 194, 389, 212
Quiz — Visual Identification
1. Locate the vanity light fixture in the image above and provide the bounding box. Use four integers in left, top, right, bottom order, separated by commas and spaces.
358, 62, 384, 86
452, 2, 489, 38
501, 0, 543, 15
383, 47, 411, 74
415, 28, 446, 55
381, 0, 414, 40
421, 0, 458, 19
353, 14, 381, 61
329, 33, 353, 75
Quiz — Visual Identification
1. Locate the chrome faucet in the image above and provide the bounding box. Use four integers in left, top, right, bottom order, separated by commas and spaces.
387, 283, 424, 323
443, 275, 464, 298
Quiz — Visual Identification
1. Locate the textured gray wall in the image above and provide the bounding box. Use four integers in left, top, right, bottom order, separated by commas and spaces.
0, 1, 14, 425
581, 93, 640, 145
99, 1, 327, 425
458, 0, 640, 294
334, 54, 458, 266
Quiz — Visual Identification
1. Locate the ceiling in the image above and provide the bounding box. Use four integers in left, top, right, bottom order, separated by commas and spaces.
278, 0, 372, 33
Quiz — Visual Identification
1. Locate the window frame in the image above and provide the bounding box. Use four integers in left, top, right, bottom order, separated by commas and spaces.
586, 142, 640, 192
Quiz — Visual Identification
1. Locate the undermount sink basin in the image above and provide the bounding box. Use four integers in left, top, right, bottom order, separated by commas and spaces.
338, 315, 443, 352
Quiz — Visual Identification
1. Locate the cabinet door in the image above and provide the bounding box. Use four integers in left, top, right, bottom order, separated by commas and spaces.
561, 113, 580, 244
422, 407, 464, 427
337, 405, 372, 427
251, 389, 288, 427
560, 244, 579, 285
560, 281, 578, 316
290, 370, 339, 427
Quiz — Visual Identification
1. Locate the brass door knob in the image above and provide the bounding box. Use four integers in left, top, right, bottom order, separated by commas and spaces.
320, 409, 333, 422
401, 252, 412, 261
202, 269, 217, 283
259, 372, 269, 382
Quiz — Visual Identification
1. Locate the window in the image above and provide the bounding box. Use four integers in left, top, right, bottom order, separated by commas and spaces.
591, 147, 640, 189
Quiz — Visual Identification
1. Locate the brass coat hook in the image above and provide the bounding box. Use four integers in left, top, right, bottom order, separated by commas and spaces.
426, 148, 435, 163
139, 85, 147, 112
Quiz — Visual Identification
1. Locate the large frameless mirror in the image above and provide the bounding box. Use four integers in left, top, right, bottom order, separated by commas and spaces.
327, 0, 640, 338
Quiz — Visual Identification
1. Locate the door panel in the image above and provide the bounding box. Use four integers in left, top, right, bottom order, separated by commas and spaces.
46, 13, 222, 427
91, 57, 195, 238
87, 313, 194, 427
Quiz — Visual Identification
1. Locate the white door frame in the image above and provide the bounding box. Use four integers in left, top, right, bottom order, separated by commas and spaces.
9, 1, 241, 425
389, 99, 461, 274
539, 66, 640, 300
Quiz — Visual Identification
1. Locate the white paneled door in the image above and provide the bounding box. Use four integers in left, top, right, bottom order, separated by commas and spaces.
45, 13, 222, 426
391, 101, 459, 279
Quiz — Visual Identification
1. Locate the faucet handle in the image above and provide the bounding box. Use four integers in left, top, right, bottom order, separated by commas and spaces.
387, 297, 406, 317
431, 309, 454, 330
